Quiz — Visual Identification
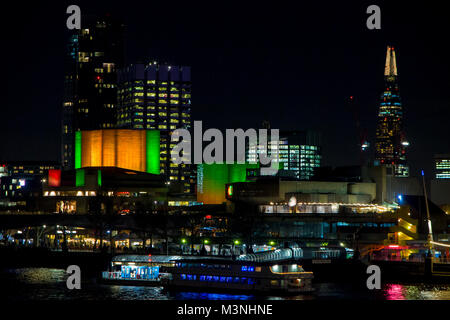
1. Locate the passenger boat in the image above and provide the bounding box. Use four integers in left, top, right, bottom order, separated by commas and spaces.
101, 254, 178, 286
161, 248, 314, 294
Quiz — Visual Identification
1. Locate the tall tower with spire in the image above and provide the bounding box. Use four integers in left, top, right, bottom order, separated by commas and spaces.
375, 46, 409, 177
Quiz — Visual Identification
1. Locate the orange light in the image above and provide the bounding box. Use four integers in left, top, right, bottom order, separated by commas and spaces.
81, 129, 147, 172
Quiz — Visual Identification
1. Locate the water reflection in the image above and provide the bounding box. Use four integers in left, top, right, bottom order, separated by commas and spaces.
383, 283, 450, 300
2, 268, 450, 301
385, 284, 405, 300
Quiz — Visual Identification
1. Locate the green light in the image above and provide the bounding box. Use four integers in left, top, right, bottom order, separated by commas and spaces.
97, 169, 102, 187
75, 131, 82, 169
146, 130, 160, 175
181, 238, 187, 244
269, 241, 276, 246
203, 239, 209, 244
234, 239, 240, 245
75, 169, 85, 187
227, 185, 233, 197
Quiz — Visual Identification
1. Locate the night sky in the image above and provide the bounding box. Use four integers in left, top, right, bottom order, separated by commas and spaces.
1, 1, 449, 178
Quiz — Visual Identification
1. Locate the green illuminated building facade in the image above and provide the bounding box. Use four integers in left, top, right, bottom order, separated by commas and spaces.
197, 163, 259, 204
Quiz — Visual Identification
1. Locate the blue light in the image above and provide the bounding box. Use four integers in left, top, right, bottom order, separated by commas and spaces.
421, 170, 425, 176
397, 194, 403, 202
241, 266, 247, 272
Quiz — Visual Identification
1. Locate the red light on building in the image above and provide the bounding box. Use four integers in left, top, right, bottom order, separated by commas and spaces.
48, 169, 61, 187
148, 254, 152, 262
205, 215, 212, 219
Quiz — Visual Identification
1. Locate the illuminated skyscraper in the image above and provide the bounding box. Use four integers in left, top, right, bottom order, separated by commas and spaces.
374, 46, 409, 177
434, 154, 450, 179
117, 63, 193, 193
246, 130, 321, 180
62, 15, 125, 169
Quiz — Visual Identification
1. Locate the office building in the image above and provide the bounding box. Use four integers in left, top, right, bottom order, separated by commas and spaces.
374, 46, 409, 177
246, 130, 321, 180
62, 14, 125, 169
117, 63, 193, 193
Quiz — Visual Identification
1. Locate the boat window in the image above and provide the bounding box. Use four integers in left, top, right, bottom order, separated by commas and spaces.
219, 277, 226, 282
233, 277, 240, 283
240, 277, 247, 284
248, 266, 255, 272
206, 275, 213, 282
248, 278, 255, 285
241, 266, 248, 272
271, 280, 279, 286
212, 276, 219, 282
181, 274, 186, 280
226, 277, 232, 283
199, 275, 206, 281
255, 267, 261, 272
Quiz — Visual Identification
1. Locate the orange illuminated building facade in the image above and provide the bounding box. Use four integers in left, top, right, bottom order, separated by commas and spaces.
75, 129, 160, 174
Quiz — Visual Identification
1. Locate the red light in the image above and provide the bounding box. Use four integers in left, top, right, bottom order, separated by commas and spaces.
48, 169, 61, 187
205, 215, 212, 219
388, 245, 399, 249
96, 76, 101, 80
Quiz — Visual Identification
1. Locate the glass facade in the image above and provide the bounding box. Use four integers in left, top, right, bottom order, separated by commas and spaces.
246, 131, 321, 180
375, 46, 409, 177
62, 16, 125, 169
435, 154, 450, 179
117, 63, 193, 193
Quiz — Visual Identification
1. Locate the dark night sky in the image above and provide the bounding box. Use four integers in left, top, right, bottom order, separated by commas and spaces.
1, 1, 449, 177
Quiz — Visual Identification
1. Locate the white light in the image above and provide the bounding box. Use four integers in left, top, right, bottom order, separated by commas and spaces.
288, 196, 297, 207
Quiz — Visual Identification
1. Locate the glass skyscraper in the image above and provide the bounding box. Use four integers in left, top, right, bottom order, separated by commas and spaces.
374, 46, 409, 177
246, 130, 321, 180
116, 63, 193, 193
435, 154, 450, 179
62, 15, 125, 169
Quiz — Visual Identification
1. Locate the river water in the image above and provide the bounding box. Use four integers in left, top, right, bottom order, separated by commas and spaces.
1, 268, 450, 301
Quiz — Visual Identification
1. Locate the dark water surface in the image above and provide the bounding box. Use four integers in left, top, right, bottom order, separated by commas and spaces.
1, 268, 450, 301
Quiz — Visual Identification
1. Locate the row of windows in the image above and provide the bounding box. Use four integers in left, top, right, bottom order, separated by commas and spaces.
180, 274, 256, 285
